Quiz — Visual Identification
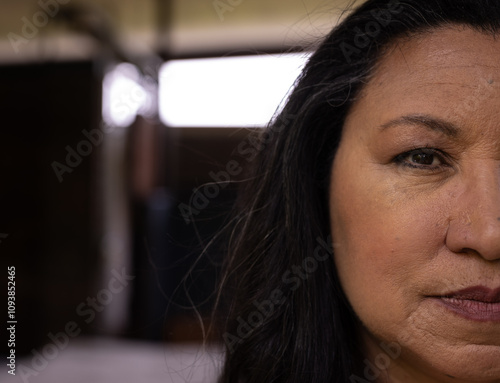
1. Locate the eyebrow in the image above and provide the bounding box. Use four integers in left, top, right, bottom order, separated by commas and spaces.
379, 114, 460, 138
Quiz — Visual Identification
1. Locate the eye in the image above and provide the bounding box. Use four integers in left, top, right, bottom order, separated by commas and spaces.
394, 148, 449, 170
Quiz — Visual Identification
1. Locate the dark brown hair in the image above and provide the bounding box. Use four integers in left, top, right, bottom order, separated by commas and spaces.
215, 1, 500, 381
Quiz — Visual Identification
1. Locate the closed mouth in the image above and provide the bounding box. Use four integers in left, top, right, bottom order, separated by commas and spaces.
433, 286, 500, 322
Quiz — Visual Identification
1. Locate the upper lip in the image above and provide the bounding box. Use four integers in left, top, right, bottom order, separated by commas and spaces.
441, 286, 500, 303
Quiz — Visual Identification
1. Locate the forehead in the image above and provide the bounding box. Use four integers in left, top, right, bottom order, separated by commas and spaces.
345, 26, 500, 141
372, 26, 500, 91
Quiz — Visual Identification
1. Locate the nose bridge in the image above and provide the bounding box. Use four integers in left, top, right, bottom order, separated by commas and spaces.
467, 160, 500, 219
451, 160, 500, 260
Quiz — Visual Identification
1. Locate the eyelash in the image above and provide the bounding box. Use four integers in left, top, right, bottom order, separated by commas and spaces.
393, 147, 450, 170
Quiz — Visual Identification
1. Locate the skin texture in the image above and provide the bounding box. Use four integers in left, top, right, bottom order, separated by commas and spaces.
330, 27, 500, 382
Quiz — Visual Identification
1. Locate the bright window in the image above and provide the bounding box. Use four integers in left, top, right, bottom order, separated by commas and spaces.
158, 53, 310, 128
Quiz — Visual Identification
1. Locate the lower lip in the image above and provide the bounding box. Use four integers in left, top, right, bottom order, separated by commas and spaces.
434, 297, 500, 322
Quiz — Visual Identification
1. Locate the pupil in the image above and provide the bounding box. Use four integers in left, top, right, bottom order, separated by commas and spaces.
412, 153, 434, 165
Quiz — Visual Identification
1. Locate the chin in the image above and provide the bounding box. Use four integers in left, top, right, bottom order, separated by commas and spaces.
400, 339, 500, 382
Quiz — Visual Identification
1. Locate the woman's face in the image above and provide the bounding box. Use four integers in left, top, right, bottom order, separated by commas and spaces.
330, 27, 500, 382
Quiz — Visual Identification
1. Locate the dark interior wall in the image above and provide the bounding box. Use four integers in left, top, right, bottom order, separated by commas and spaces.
129, 127, 250, 341
0, 61, 102, 355
0, 59, 256, 349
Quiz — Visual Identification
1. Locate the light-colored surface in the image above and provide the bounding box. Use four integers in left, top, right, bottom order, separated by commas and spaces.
159, 53, 310, 127
2, 337, 223, 383
168, 0, 351, 54
0, 0, 358, 61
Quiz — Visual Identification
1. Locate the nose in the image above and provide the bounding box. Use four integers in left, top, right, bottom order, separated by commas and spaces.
445, 162, 500, 262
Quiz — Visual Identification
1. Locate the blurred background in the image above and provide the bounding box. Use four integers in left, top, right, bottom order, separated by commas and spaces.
0, 0, 353, 381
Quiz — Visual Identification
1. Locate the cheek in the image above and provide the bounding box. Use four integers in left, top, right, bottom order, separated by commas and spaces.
329, 161, 449, 333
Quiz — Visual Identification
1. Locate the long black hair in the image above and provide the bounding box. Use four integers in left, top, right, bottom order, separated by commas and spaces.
214, 1, 500, 382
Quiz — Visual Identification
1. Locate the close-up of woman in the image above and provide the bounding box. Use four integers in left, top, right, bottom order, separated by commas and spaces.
215, 0, 500, 382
